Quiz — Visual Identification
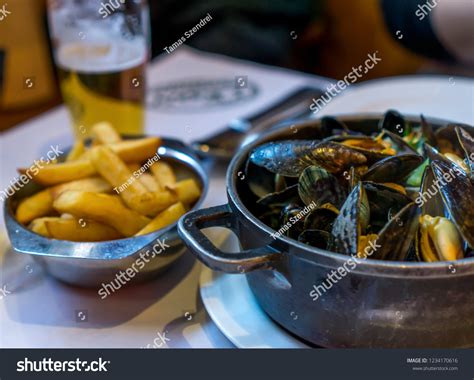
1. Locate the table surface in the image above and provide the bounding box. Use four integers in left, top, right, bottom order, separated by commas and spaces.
0, 46, 328, 348
1, 46, 473, 348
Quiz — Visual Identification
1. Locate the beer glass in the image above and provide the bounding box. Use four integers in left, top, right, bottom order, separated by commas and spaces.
47, 0, 149, 137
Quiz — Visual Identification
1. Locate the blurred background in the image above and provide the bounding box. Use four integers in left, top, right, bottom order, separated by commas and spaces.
0, 0, 473, 132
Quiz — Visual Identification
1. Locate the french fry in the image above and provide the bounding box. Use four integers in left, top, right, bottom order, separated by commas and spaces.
152, 190, 179, 212
108, 137, 161, 163
53, 191, 150, 236
91, 122, 122, 145
18, 160, 96, 186
66, 140, 86, 161
45, 218, 122, 241
15, 177, 111, 224
89, 146, 165, 216
49, 177, 112, 199
139, 173, 161, 192
29, 217, 61, 237
127, 163, 141, 172
150, 161, 176, 190
169, 178, 201, 205
135, 202, 186, 236
16, 189, 54, 224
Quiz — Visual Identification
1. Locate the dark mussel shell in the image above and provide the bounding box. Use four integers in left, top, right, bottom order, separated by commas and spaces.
364, 181, 412, 230
431, 160, 474, 248
420, 114, 437, 147
248, 140, 321, 177
331, 183, 369, 256
326, 135, 394, 164
298, 166, 347, 208
456, 126, 474, 178
303, 205, 339, 232
381, 129, 419, 155
363, 154, 424, 184
298, 229, 333, 249
370, 202, 420, 261
321, 116, 351, 135
245, 160, 279, 198
308, 141, 367, 174
257, 184, 300, 208
280, 203, 306, 239
417, 165, 445, 217
379, 109, 408, 137
435, 123, 473, 156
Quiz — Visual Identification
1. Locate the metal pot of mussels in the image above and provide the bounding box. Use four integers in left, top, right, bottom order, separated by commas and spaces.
179, 111, 474, 348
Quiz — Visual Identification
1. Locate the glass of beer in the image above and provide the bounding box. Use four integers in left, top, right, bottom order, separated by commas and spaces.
47, 0, 149, 137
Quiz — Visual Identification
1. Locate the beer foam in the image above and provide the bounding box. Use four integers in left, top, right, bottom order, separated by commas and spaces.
57, 38, 147, 73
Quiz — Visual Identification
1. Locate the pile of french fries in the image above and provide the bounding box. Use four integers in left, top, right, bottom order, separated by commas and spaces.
15, 122, 201, 242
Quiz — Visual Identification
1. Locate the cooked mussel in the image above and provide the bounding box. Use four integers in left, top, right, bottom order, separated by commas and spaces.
246, 111, 474, 263
416, 215, 464, 262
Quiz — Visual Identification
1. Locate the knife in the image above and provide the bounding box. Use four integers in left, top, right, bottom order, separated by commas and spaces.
191, 86, 325, 161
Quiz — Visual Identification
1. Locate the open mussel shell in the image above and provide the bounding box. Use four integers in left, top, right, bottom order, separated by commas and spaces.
298, 229, 332, 249
435, 123, 473, 156
321, 116, 351, 135
364, 181, 412, 230
331, 183, 369, 256
381, 129, 419, 155
362, 153, 424, 184
280, 203, 306, 239
431, 160, 474, 248
379, 109, 408, 136
456, 126, 474, 178
245, 160, 279, 198
257, 184, 300, 208
370, 202, 420, 261
420, 114, 437, 147
325, 136, 394, 164
248, 140, 321, 177
298, 166, 347, 208
417, 166, 445, 217
303, 204, 339, 232
415, 215, 464, 262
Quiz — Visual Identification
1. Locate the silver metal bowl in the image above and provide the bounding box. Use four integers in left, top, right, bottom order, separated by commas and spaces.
4, 137, 208, 287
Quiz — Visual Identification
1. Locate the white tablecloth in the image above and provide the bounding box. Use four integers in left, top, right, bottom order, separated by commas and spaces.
0, 46, 328, 348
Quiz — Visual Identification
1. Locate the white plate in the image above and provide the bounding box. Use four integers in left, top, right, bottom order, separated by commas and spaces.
198, 76, 473, 349
199, 230, 308, 349
317, 75, 474, 124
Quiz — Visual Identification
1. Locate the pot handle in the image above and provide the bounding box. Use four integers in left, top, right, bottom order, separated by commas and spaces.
178, 204, 280, 273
